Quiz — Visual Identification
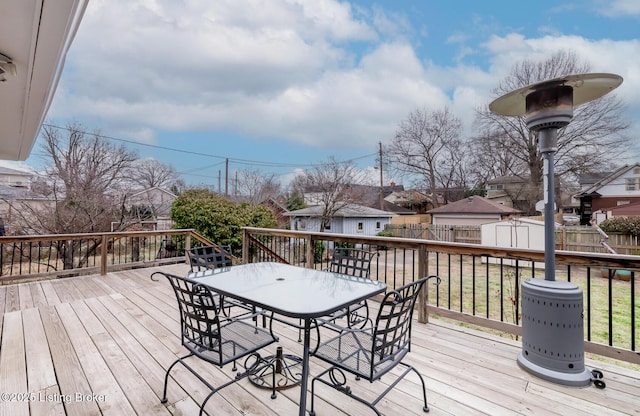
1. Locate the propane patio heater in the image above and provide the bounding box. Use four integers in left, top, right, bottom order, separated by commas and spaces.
489, 73, 623, 386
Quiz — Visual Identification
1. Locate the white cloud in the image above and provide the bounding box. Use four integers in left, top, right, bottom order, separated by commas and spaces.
596, 0, 640, 16
48, 0, 640, 164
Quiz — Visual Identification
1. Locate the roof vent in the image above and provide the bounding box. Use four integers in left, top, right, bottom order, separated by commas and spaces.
0, 53, 17, 83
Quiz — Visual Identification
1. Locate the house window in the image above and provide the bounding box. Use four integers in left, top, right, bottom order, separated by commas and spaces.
324, 221, 331, 230
299, 220, 307, 230
357, 222, 364, 232
376, 221, 381, 229
626, 178, 638, 191
489, 184, 503, 191
617, 201, 630, 206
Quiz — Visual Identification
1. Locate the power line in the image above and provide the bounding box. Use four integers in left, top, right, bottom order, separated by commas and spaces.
42, 123, 376, 171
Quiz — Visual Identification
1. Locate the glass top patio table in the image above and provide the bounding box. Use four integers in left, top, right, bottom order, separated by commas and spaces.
188, 262, 387, 415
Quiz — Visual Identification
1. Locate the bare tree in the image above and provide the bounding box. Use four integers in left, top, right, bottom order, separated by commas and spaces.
130, 158, 181, 190
13, 123, 138, 235
3, 124, 138, 270
297, 157, 365, 231
467, 129, 528, 185
475, 50, 630, 214
233, 168, 281, 204
385, 106, 464, 207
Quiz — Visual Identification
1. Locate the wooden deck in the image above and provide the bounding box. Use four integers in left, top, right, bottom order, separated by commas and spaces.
0, 264, 638, 416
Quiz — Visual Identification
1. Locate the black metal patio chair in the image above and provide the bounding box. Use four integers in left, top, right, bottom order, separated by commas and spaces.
187, 244, 233, 273
187, 244, 254, 319
292, 247, 378, 344
309, 275, 440, 416
151, 271, 278, 415
319, 247, 379, 328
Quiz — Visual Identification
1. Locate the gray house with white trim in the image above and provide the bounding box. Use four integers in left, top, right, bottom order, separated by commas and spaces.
285, 204, 395, 236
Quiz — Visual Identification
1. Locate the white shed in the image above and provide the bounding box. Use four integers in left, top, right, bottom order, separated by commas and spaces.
481, 218, 550, 269
481, 218, 546, 249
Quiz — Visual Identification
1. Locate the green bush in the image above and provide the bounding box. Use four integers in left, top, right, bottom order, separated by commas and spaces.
598, 217, 640, 236
313, 240, 325, 262
376, 230, 394, 250
170, 189, 278, 248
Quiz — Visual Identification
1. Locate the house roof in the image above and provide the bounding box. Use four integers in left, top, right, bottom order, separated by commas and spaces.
129, 187, 177, 199
285, 204, 396, 218
358, 191, 415, 214
486, 175, 528, 185
578, 171, 613, 188
0, 166, 34, 176
427, 196, 522, 215
302, 183, 412, 214
579, 163, 640, 195
603, 201, 640, 216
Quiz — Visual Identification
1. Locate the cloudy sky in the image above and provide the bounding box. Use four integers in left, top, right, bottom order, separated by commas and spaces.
14, 0, 640, 187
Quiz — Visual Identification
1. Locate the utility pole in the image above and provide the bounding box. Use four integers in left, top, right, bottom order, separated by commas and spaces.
379, 142, 384, 210
225, 158, 229, 196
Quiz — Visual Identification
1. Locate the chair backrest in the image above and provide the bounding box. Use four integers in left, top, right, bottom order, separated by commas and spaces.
187, 244, 233, 272
327, 247, 378, 278
370, 276, 439, 371
152, 271, 224, 361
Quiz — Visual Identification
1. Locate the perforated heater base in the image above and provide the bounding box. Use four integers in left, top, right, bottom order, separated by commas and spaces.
518, 278, 592, 387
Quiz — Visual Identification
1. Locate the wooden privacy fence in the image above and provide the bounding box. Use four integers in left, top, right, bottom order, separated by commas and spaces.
385, 224, 481, 244
385, 223, 640, 254
559, 227, 640, 255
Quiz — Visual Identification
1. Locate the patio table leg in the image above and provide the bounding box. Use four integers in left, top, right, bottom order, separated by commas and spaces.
299, 317, 311, 416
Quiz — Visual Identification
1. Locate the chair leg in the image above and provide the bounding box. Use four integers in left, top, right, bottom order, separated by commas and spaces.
408, 365, 430, 412
310, 363, 428, 415
161, 353, 194, 403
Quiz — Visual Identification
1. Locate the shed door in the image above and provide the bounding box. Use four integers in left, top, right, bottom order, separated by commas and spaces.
495, 224, 530, 248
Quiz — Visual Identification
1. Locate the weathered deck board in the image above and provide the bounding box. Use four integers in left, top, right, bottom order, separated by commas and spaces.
0, 264, 638, 416
0, 311, 28, 416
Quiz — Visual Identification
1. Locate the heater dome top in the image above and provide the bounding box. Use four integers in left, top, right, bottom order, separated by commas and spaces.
489, 73, 622, 117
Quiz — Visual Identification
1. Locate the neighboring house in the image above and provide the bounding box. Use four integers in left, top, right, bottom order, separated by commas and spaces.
576, 163, 640, 225
385, 189, 433, 213
485, 175, 535, 212
0, 184, 54, 235
260, 197, 289, 228
0, 168, 43, 234
127, 187, 177, 230
302, 183, 414, 216
594, 200, 640, 223
0, 166, 34, 188
285, 204, 395, 236
428, 195, 521, 226
486, 174, 578, 215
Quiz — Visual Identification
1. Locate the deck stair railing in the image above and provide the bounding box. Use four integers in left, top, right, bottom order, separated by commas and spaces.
0, 229, 211, 282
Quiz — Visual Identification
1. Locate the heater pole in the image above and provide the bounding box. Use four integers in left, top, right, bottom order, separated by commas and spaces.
539, 128, 557, 281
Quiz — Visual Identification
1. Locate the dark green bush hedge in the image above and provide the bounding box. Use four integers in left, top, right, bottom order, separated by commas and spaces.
598, 217, 640, 236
